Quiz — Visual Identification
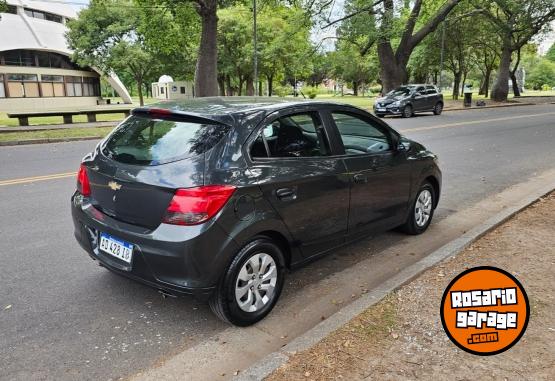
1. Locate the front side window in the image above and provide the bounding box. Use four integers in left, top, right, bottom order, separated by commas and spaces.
250, 112, 329, 158
102, 115, 231, 165
331, 112, 391, 155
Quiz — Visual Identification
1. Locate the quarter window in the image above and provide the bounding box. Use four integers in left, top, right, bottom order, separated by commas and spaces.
331, 113, 391, 155
250, 112, 329, 158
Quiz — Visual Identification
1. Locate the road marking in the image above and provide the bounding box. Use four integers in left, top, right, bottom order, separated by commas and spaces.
0, 171, 75, 186
400, 111, 555, 133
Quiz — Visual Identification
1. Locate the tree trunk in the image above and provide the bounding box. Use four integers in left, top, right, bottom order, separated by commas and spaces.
246, 78, 254, 96
452, 72, 461, 100
478, 76, 485, 95
510, 72, 520, 97
510, 48, 522, 97
238, 76, 244, 96
217, 74, 225, 96
491, 45, 512, 102
137, 79, 144, 106
258, 81, 263, 97
377, 43, 408, 93
194, 1, 219, 97
225, 75, 233, 96
267, 74, 273, 96
352, 81, 358, 96
480, 68, 491, 98
460, 72, 467, 97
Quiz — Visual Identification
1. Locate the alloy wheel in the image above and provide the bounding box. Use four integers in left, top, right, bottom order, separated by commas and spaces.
235, 253, 278, 312
414, 189, 433, 227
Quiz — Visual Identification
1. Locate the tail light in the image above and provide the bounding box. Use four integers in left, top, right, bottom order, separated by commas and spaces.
162, 185, 236, 226
77, 164, 91, 196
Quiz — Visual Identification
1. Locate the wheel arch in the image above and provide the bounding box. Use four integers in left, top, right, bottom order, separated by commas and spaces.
253, 230, 292, 269
424, 175, 440, 208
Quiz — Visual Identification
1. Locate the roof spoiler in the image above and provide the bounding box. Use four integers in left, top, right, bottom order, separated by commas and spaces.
132, 107, 229, 126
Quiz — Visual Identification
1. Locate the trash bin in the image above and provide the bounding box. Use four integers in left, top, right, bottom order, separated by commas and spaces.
463, 84, 473, 107
464, 92, 472, 107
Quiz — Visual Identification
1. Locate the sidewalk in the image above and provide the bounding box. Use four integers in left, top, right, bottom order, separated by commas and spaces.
265, 193, 555, 380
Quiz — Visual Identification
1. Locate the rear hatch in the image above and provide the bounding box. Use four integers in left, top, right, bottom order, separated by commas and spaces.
86, 110, 231, 230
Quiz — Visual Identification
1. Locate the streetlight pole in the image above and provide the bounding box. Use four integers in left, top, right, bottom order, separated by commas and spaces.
253, 0, 258, 96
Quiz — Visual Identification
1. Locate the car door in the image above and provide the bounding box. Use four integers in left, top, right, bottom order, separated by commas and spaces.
326, 109, 412, 238
246, 108, 350, 258
412, 86, 427, 111
425, 85, 438, 109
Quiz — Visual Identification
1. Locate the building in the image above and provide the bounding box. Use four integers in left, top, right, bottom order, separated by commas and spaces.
152, 75, 194, 100
0, 0, 132, 112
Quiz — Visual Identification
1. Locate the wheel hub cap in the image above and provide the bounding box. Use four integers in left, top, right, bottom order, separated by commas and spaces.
415, 189, 432, 227
235, 253, 277, 312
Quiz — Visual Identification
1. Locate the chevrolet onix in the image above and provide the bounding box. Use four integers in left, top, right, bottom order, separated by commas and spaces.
71, 97, 441, 326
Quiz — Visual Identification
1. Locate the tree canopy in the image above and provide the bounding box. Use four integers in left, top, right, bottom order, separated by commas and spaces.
63, 0, 555, 102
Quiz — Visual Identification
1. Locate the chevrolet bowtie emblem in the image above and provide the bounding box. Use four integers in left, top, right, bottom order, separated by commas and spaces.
108, 181, 122, 191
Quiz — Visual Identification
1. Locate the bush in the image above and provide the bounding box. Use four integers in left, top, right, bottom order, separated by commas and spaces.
304, 86, 318, 99
273, 84, 291, 97
368, 85, 382, 95
542, 84, 551, 91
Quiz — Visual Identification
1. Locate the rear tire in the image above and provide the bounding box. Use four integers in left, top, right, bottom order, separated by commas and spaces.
433, 102, 443, 115
399, 182, 435, 235
209, 237, 285, 326
402, 105, 413, 118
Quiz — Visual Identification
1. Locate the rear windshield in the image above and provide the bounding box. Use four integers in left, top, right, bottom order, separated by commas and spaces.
102, 115, 231, 165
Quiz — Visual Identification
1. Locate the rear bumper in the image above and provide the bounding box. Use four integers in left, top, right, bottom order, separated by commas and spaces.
71, 192, 240, 301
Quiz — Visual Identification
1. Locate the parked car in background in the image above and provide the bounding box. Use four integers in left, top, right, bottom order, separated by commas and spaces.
374, 84, 444, 118
72, 97, 441, 326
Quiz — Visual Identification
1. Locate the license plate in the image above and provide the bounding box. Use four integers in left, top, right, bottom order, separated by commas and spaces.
377, 108, 386, 112
99, 233, 133, 263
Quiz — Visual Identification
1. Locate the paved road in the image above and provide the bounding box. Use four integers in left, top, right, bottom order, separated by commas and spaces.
1, 104, 554, 380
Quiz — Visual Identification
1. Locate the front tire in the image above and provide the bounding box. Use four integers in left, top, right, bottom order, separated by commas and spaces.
209, 237, 285, 326
402, 104, 413, 118
399, 182, 435, 235
376, 113, 385, 118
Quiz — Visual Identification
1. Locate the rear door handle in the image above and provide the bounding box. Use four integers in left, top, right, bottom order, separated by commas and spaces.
275, 187, 297, 201
353, 174, 368, 184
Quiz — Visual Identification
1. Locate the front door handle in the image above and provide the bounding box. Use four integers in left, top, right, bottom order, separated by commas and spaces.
353, 174, 368, 184
275, 187, 297, 201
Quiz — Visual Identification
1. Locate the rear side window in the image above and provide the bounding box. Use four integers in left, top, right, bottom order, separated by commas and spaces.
426, 85, 437, 95
102, 115, 230, 165
250, 112, 330, 158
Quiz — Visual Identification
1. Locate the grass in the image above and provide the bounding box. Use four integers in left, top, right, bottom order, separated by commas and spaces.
0, 126, 114, 143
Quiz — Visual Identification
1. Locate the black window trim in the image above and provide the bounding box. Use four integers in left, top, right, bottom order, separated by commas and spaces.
246, 108, 334, 163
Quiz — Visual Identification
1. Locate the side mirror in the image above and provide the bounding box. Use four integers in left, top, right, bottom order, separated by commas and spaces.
413, 92, 421, 98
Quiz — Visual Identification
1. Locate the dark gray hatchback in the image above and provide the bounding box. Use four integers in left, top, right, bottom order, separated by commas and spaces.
72, 97, 441, 326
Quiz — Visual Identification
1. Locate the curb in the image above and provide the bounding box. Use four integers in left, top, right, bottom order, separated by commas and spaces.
0, 136, 103, 146
236, 182, 555, 381
442, 102, 535, 112
0, 121, 117, 133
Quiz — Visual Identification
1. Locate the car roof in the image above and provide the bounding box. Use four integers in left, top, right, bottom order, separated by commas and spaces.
133, 96, 362, 125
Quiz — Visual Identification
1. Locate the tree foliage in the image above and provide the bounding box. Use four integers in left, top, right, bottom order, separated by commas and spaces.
66, 0, 161, 106
475, 0, 555, 101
